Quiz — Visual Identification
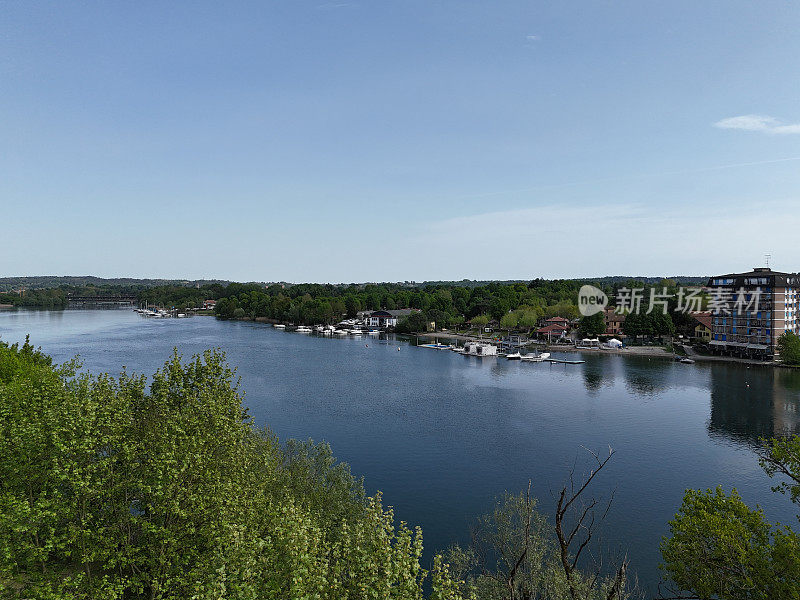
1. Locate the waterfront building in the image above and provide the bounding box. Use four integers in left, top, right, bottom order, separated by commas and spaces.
693, 311, 712, 343
365, 308, 417, 329
603, 307, 625, 336
706, 267, 800, 359
536, 323, 568, 342
544, 316, 570, 327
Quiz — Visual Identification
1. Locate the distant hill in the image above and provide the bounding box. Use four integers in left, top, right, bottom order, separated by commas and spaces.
0, 274, 709, 293
417, 275, 709, 287
0, 276, 239, 293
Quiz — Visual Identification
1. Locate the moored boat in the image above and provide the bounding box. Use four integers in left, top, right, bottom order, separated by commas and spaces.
521, 352, 550, 362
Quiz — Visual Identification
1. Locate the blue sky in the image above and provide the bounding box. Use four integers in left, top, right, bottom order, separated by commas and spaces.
2, 1, 799, 282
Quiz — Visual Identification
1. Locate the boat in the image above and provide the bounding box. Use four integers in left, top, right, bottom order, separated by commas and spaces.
460, 342, 498, 357
334, 329, 348, 335
521, 352, 550, 362
274, 324, 286, 329
679, 357, 695, 364
296, 326, 312, 333
506, 352, 522, 360
419, 343, 450, 350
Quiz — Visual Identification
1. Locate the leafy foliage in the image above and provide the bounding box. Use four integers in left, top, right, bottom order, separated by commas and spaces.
395, 311, 430, 334
777, 332, 800, 366
446, 479, 631, 600
579, 312, 606, 337
0, 342, 463, 599
660, 435, 800, 599
0, 288, 69, 308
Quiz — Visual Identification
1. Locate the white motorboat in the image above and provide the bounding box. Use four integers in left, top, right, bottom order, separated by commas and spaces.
274, 324, 286, 329
350, 329, 363, 335
521, 352, 550, 362
296, 326, 312, 333
506, 352, 522, 360
334, 329, 348, 335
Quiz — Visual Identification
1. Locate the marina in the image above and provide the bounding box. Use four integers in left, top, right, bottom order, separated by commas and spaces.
190, 315, 595, 367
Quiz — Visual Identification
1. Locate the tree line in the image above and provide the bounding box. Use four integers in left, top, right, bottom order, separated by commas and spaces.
0, 288, 69, 309
211, 280, 588, 325
212, 279, 707, 340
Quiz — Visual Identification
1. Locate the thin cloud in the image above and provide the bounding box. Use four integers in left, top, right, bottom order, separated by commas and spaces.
526, 34, 541, 41
714, 114, 800, 135
446, 155, 800, 201
412, 199, 800, 280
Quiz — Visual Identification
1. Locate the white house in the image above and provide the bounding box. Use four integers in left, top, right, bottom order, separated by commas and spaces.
366, 309, 418, 328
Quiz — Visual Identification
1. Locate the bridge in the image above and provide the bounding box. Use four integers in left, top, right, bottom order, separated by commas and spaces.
67, 294, 138, 305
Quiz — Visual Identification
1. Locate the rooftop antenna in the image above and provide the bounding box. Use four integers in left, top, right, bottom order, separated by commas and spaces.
765, 253, 772, 268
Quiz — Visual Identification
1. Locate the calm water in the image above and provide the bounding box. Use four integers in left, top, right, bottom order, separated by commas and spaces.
2, 308, 800, 592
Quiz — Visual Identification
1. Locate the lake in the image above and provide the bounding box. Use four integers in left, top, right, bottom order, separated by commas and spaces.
2, 308, 799, 593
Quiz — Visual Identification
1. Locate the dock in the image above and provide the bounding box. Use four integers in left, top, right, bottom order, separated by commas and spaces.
545, 358, 585, 365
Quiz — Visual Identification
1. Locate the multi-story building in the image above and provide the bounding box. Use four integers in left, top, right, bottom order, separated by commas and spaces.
706, 267, 800, 359
603, 306, 625, 336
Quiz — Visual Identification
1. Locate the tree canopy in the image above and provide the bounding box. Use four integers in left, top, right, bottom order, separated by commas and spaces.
0, 340, 464, 599
777, 332, 800, 366
660, 434, 800, 599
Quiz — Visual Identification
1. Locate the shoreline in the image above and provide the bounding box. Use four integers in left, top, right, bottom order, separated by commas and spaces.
415, 331, 777, 367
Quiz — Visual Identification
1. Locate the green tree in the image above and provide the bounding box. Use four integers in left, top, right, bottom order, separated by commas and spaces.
470, 314, 490, 329
777, 332, 800, 365
446, 451, 629, 600
579, 311, 605, 337
660, 435, 800, 599
622, 312, 646, 342
395, 311, 429, 334
500, 311, 520, 331
518, 310, 540, 332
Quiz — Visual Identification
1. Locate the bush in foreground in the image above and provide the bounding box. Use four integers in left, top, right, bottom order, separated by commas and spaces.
0, 338, 461, 599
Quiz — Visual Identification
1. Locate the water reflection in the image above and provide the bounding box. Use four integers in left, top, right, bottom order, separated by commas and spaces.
621, 358, 674, 397
581, 357, 615, 393
709, 365, 800, 446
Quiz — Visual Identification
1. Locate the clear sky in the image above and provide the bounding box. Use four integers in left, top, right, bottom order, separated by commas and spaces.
3, 1, 799, 282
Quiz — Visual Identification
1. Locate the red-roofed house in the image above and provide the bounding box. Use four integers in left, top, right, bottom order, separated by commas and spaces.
545, 316, 570, 325
693, 311, 712, 343
536, 323, 569, 342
